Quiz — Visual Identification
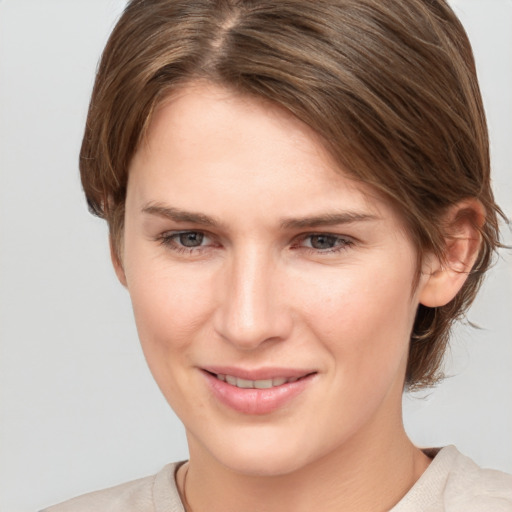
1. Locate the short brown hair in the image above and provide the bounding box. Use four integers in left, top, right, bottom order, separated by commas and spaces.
80, 0, 503, 389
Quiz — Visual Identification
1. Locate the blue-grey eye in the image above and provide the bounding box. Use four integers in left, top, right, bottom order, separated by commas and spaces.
178, 232, 204, 247
309, 234, 339, 249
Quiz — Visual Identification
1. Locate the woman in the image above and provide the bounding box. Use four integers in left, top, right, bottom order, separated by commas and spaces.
42, 0, 511, 510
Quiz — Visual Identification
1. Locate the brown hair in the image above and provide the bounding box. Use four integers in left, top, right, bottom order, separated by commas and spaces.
80, 0, 503, 389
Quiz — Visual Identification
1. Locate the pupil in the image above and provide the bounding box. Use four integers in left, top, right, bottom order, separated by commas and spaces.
311, 235, 336, 249
179, 232, 204, 247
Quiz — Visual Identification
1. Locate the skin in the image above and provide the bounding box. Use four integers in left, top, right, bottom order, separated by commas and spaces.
114, 82, 482, 512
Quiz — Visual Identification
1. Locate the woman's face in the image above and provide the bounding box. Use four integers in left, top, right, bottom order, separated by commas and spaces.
120, 83, 429, 475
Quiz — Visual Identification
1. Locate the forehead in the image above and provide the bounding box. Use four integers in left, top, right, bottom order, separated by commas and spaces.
142, 81, 334, 174
129, 82, 403, 227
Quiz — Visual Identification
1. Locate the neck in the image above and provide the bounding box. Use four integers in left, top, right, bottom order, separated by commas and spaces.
181, 409, 430, 512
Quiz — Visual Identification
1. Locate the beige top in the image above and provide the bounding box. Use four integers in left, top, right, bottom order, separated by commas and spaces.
41, 446, 512, 511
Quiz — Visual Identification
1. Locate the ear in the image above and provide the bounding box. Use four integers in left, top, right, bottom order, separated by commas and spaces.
419, 199, 485, 308
110, 235, 127, 288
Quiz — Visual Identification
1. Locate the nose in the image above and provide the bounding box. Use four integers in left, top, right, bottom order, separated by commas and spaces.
213, 245, 292, 350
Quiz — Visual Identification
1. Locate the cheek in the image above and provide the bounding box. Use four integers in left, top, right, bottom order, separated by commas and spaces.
124, 259, 217, 411
297, 259, 417, 376
124, 251, 215, 355
294, 265, 417, 439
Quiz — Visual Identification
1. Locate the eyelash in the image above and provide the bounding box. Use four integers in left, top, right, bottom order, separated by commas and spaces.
294, 233, 354, 254
156, 231, 216, 255
156, 231, 354, 256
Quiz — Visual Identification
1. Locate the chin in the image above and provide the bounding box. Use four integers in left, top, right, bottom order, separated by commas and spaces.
218, 449, 310, 477
195, 424, 329, 478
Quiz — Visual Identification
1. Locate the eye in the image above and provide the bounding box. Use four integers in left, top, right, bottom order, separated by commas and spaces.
295, 233, 353, 253
176, 231, 205, 247
157, 230, 214, 253
307, 234, 340, 250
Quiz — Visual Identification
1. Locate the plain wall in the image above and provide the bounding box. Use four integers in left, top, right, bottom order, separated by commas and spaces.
0, 1, 510, 510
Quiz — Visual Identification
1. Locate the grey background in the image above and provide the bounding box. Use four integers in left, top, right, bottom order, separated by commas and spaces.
0, 1, 510, 510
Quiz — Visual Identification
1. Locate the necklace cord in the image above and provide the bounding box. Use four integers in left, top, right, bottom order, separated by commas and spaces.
181, 463, 192, 512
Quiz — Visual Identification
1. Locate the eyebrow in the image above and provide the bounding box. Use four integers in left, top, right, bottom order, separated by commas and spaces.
279, 212, 378, 229
141, 203, 378, 229
141, 203, 224, 227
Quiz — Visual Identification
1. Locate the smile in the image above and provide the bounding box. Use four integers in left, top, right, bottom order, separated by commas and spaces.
202, 368, 316, 415
215, 373, 299, 389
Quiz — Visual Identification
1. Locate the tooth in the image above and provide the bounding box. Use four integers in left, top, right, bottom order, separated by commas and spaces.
222, 375, 296, 389
254, 379, 273, 389
226, 375, 237, 386
236, 378, 254, 389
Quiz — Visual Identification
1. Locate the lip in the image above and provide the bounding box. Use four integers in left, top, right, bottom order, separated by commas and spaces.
201, 366, 316, 415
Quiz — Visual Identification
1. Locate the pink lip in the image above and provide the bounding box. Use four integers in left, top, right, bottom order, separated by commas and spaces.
201, 367, 316, 415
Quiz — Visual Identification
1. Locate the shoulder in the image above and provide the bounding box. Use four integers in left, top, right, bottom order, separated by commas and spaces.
442, 446, 512, 511
393, 446, 512, 512
40, 462, 185, 512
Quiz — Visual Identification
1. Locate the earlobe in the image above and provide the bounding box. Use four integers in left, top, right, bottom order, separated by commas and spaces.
419, 199, 485, 308
110, 236, 128, 288
419, 259, 466, 308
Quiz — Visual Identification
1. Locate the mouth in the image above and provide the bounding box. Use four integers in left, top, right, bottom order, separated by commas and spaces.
205, 371, 307, 389
202, 368, 317, 415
